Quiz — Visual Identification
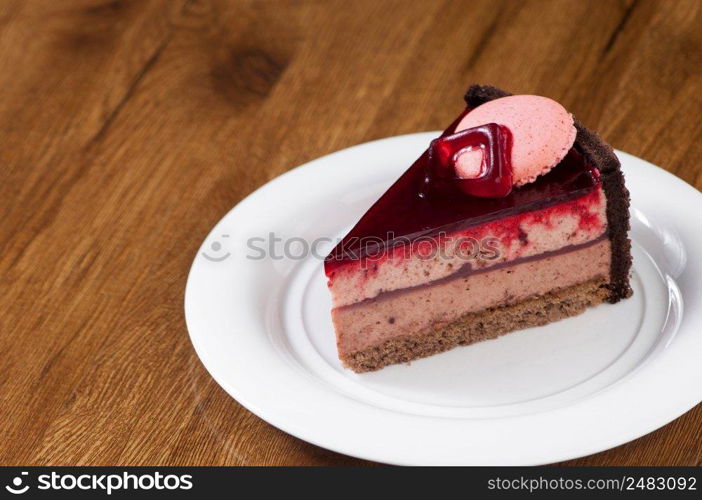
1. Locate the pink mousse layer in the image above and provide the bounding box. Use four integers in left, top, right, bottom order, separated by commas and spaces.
334, 238, 611, 356
327, 186, 606, 308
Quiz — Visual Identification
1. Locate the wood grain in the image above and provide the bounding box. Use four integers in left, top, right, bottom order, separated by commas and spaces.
0, 0, 700, 466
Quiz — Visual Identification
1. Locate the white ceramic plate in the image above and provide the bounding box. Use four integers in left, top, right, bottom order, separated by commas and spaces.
184, 132, 702, 465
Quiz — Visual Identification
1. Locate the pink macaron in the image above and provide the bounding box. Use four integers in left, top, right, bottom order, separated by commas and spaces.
454, 95, 577, 186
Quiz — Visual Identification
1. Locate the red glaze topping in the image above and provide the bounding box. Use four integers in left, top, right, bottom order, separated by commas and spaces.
324, 107, 601, 276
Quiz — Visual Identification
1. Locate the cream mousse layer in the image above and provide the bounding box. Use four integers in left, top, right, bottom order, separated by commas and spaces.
334, 238, 611, 356
328, 187, 606, 308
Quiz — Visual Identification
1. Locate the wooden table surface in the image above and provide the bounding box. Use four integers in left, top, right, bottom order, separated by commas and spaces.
1, 0, 700, 466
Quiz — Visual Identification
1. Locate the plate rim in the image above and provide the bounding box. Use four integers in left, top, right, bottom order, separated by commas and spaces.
184, 132, 702, 465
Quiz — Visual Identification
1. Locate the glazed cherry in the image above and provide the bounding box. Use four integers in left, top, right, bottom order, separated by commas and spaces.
427, 123, 513, 198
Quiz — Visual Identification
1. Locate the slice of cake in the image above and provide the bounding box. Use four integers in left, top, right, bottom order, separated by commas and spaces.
324, 85, 632, 373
